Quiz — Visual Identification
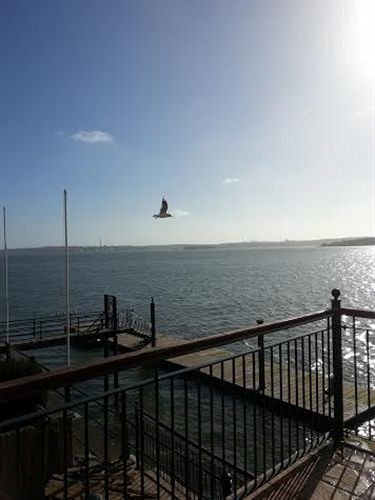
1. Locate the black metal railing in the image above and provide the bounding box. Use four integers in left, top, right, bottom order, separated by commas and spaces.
0, 306, 154, 346
0, 311, 103, 343
0, 290, 375, 499
340, 308, 375, 439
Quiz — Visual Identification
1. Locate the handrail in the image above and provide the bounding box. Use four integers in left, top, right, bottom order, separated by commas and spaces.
0, 308, 332, 400
341, 308, 375, 320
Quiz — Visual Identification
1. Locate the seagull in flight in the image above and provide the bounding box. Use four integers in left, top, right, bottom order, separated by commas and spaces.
153, 197, 173, 219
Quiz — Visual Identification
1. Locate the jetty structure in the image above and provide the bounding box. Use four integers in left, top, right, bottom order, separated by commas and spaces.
0, 289, 375, 499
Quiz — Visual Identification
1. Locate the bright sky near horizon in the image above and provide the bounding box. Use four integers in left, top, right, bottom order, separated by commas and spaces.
0, 0, 374, 248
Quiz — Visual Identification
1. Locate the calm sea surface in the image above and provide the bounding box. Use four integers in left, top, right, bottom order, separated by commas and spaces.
1, 245, 375, 367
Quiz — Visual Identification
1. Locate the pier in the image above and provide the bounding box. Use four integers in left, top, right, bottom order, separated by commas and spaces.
1, 290, 375, 499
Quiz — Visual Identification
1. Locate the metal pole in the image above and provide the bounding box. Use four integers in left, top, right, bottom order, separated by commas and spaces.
331, 288, 343, 444
257, 319, 265, 392
3, 207, 9, 343
64, 190, 71, 366
151, 298, 156, 347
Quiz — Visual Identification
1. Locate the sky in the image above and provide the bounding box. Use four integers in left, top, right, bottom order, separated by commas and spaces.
0, 0, 374, 248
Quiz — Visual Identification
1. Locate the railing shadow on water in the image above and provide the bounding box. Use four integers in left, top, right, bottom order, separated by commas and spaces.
0, 290, 375, 499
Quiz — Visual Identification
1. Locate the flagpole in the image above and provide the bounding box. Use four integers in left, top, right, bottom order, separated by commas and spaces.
64, 190, 71, 366
3, 207, 9, 344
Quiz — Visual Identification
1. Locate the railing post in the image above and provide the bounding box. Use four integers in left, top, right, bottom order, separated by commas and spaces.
151, 298, 156, 348
331, 288, 344, 444
112, 298, 119, 403
104, 294, 109, 329
135, 403, 140, 469
33, 319, 36, 339
257, 319, 265, 392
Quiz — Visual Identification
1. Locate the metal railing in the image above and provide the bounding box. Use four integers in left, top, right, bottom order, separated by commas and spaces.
0, 311, 103, 343
0, 305, 154, 346
0, 290, 374, 499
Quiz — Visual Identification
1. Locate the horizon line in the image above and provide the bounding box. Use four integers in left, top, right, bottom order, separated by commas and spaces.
5, 235, 373, 251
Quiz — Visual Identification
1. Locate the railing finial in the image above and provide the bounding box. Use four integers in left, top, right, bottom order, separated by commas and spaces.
331, 289, 340, 300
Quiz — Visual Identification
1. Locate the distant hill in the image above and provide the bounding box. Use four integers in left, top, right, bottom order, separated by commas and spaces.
321, 237, 375, 247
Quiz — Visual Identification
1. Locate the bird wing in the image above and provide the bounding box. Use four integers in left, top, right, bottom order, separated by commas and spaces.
160, 197, 168, 215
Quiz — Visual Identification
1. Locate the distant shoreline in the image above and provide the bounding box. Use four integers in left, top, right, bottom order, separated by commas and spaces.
7, 236, 373, 252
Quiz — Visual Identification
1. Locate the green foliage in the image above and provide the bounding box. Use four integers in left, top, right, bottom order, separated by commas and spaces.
0, 356, 42, 383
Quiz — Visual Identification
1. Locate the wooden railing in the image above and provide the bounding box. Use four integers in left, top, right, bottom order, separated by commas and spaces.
0, 309, 332, 400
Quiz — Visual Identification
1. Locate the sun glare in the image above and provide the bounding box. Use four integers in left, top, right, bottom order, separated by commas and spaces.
356, 0, 375, 76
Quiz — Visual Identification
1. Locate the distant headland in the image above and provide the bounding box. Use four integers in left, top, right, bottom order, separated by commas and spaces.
321, 237, 375, 247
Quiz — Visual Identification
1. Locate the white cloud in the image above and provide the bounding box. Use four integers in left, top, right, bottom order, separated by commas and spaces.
71, 130, 114, 143
172, 210, 191, 217
222, 177, 241, 185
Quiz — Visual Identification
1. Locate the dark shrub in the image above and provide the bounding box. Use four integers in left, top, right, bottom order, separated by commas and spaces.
0, 357, 44, 420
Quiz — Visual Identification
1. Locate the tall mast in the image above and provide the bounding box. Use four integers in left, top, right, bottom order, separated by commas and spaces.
64, 190, 71, 366
3, 207, 9, 344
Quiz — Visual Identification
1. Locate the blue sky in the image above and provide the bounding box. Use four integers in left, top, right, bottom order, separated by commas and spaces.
0, 0, 374, 247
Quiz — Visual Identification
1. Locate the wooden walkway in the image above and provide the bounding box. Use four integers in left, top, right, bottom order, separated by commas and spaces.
116, 332, 375, 424
0, 327, 133, 352
244, 438, 375, 499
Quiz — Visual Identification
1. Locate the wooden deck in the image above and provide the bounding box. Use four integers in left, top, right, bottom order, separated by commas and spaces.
116, 332, 375, 424
244, 439, 375, 499
0, 327, 132, 352
46, 458, 196, 500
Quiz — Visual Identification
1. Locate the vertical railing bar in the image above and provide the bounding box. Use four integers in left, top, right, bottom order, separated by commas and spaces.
63, 387, 71, 500
252, 351, 258, 487
104, 391, 109, 500
270, 346, 275, 474
294, 338, 299, 449
197, 368, 203, 498
321, 329, 326, 417
366, 329, 371, 439
258, 331, 265, 392
279, 343, 284, 467
16, 429, 20, 499
327, 317, 332, 418
209, 364, 215, 500
262, 366, 266, 483
252, 350, 256, 391
120, 392, 128, 500
301, 336, 306, 454
170, 377, 175, 499
232, 357, 237, 497
332, 290, 344, 444
287, 340, 292, 462
184, 377, 189, 499
221, 361, 226, 470
315, 331, 319, 417
84, 402, 90, 499
140, 386, 145, 499
154, 364, 160, 500
353, 317, 358, 416
308, 334, 313, 446
242, 354, 248, 492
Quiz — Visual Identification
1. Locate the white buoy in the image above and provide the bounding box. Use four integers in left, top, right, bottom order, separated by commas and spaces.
64, 190, 71, 366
